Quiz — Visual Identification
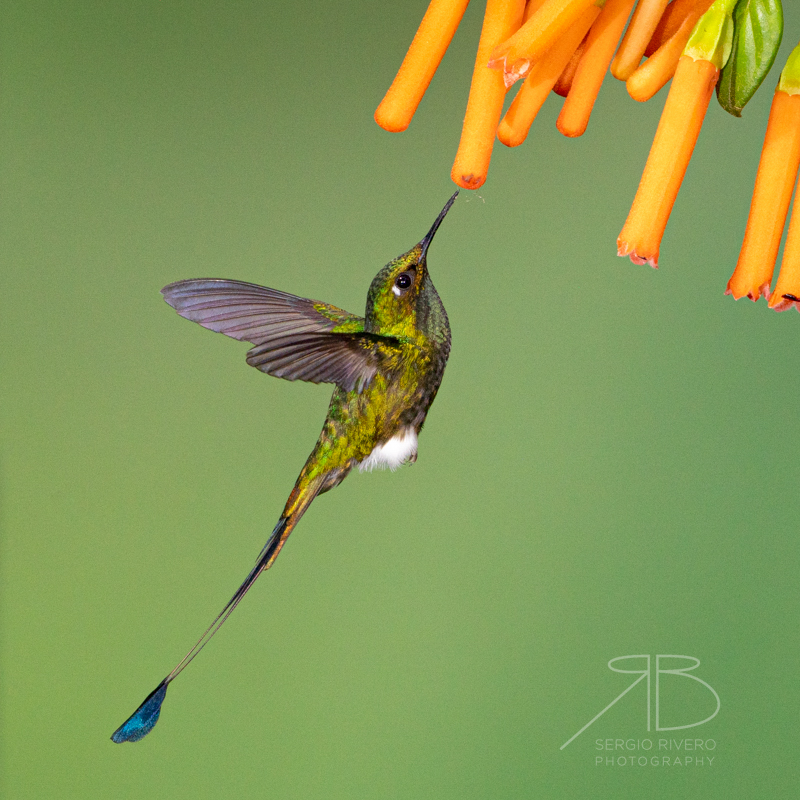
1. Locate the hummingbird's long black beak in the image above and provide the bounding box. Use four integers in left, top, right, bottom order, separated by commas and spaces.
420, 191, 458, 261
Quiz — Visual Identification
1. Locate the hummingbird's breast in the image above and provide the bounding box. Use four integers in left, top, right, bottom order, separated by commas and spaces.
352, 334, 447, 470
301, 315, 450, 484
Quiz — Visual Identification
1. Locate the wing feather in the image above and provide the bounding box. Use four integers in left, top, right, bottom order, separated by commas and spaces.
161, 279, 393, 391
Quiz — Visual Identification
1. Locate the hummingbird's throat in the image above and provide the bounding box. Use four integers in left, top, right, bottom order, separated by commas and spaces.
358, 428, 418, 472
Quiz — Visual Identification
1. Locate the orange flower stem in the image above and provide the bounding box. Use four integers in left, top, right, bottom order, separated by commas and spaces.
488, 0, 600, 87
556, 0, 637, 136
611, 0, 671, 80
617, 55, 718, 267
625, 7, 698, 102
553, 36, 588, 95
498, 5, 600, 146
644, 0, 714, 57
451, 0, 526, 189
375, 0, 472, 132
769, 176, 800, 311
727, 91, 800, 300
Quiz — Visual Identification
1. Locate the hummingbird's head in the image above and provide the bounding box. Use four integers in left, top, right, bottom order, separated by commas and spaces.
365, 192, 457, 340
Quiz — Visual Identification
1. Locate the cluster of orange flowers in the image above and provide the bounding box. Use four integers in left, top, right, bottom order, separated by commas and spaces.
375, 0, 800, 312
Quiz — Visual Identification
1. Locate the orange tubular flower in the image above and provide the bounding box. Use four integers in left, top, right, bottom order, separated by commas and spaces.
556, 0, 637, 137
729, 45, 800, 303
617, 0, 734, 267
375, 0, 472, 132
451, 0, 526, 190
767, 46, 800, 311
617, 57, 718, 266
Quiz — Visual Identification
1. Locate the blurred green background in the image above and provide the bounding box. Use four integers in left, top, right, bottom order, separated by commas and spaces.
3, 1, 799, 797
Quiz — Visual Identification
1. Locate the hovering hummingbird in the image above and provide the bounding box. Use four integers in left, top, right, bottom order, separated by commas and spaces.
111, 192, 457, 743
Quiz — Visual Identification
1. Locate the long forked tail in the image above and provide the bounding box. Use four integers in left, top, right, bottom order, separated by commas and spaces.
111, 491, 315, 743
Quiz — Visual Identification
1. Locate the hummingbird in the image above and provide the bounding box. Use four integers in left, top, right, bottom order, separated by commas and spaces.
111, 192, 457, 743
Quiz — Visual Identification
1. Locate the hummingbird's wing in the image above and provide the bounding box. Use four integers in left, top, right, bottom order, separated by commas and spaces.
162, 279, 397, 392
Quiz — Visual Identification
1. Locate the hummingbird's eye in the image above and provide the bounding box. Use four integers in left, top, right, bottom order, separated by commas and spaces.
392, 272, 413, 296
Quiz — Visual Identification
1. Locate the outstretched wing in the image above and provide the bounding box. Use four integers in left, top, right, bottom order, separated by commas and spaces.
162, 279, 394, 392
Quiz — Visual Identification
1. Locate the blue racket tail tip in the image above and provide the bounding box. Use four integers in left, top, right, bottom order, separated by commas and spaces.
111, 679, 169, 743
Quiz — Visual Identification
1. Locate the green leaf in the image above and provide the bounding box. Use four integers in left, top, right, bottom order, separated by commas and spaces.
717, 0, 783, 117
